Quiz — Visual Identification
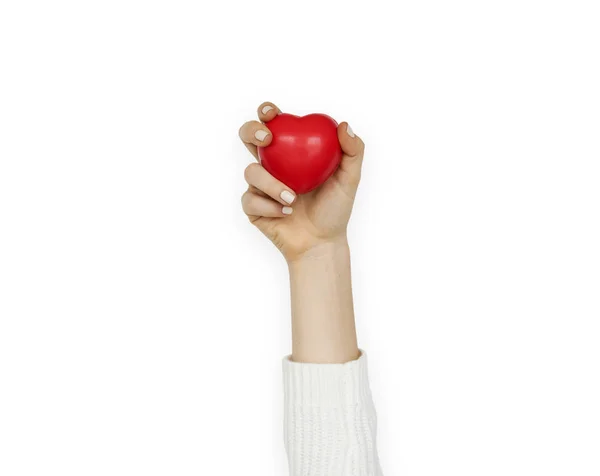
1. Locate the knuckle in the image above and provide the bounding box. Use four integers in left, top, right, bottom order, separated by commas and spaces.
238, 122, 248, 139
244, 163, 260, 182
241, 191, 253, 210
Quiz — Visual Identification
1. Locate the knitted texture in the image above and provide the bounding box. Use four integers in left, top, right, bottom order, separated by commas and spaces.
282, 352, 383, 476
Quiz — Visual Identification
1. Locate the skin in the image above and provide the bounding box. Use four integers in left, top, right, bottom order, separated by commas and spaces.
239, 102, 365, 364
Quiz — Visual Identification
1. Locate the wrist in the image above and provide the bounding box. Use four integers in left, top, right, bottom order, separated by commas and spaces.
286, 236, 350, 268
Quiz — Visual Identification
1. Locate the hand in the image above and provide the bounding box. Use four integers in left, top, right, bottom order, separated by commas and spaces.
239, 102, 365, 262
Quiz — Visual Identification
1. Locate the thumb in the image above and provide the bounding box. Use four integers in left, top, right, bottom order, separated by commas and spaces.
336, 122, 365, 187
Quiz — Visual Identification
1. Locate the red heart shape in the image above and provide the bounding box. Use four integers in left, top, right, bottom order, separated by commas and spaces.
258, 113, 342, 194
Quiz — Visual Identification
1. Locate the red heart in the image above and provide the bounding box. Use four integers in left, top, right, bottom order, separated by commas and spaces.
258, 113, 342, 194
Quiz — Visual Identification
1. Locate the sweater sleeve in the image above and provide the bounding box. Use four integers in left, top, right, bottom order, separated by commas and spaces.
282, 352, 384, 476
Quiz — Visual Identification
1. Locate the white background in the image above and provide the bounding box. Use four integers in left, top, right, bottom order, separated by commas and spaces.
1, 1, 599, 475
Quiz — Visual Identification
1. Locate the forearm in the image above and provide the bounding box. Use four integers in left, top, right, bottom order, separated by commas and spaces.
288, 238, 360, 363
284, 245, 383, 475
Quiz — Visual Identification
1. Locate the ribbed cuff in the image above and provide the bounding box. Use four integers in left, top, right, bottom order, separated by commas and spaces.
282, 351, 374, 408
282, 351, 383, 475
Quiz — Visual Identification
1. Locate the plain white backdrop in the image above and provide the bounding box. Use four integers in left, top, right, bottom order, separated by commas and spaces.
1, 1, 599, 475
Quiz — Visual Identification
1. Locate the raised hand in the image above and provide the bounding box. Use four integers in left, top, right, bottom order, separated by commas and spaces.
239, 102, 365, 262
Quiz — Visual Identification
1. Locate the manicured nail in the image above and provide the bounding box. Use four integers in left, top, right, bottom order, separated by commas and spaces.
280, 190, 295, 204
255, 130, 269, 142
282, 206, 293, 215
346, 124, 355, 138
262, 105, 274, 115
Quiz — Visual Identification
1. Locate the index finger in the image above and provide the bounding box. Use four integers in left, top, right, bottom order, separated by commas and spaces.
257, 101, 282, 123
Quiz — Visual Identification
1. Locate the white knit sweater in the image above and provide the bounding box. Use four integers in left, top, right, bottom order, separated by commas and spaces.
282, 352, 384, 476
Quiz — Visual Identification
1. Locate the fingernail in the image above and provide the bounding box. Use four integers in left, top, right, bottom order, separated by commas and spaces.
280, 190, 295, 204
255, 130, 269, 142
282, 206, 293, 215
262, 105, 274, 114
346, 124, 355, 138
